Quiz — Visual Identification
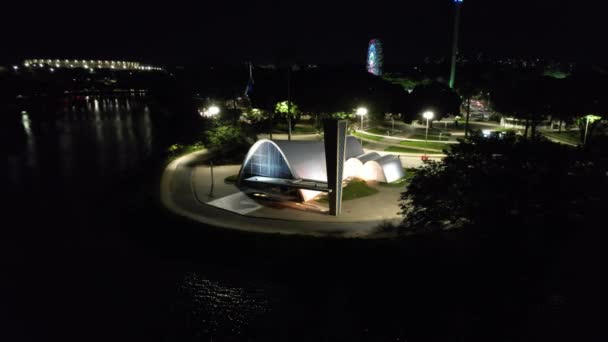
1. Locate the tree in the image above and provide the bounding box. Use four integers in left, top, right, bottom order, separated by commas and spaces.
491, 78, 550, 138
275, 100, 299, 120
545, 77, 578, 132
399, 133, 607, 235
204, 124, 256, 162
275, 100, 300, 140
403, 82, 461, 124
456, 61, 488, 138
567, 72, 608, 145
577, 114, 603, 146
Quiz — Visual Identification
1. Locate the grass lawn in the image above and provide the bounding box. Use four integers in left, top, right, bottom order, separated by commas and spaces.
399, 140, 450, 151
409, 133, 452, 141
367, 127, 395, 135
274, 124, 319, 134
353, 132, 384, 142
166, 142, 204, 163
385, 146, 428, 154
315, 179, 379, 203
543, 131, 581, 145
379, 168, 418, 188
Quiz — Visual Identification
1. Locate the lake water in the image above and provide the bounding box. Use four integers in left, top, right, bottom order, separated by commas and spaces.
7, 95, 155, 193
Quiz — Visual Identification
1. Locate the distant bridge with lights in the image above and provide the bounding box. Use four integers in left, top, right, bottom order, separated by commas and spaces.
21, 59, 163, 71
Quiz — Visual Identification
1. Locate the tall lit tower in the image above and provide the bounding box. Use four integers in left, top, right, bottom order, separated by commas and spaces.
449, 0, 463, 89
367, 39, 383, 76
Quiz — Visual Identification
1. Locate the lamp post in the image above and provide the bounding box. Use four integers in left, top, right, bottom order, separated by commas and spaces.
356, 107, 368, 130
209, 160, 214, 197
583, 114, 602, 145
423, 111, 435, 142
287, 67, 292, 141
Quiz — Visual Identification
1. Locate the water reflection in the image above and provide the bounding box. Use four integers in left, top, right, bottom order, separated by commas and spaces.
7, 95, 157, 193
178, 272, 270, 337
21, 110, 38, 170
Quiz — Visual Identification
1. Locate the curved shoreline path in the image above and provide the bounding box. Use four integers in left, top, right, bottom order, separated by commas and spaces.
160, 149, 412, 238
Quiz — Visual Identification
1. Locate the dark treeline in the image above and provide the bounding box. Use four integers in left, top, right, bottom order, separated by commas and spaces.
248, 65, 461, 124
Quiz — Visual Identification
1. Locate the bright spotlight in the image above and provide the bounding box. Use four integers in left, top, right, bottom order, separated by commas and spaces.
356, 107, 368, 116
423, 111, 434, 120
208, 105, 220, 116
200, 105, 221, 117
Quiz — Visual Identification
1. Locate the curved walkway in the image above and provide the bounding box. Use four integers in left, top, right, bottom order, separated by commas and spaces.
160, 149, 406, 238
359, 129, 459, 145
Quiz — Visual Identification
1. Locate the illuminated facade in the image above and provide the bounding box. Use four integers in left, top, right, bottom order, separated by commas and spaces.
237, 137, 405, 202
367, 39, 383, 76
22, 59, 163, 71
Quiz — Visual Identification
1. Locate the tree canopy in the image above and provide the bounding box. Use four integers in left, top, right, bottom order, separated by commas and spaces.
400, 133, 608, 234
402, 82, 461, 123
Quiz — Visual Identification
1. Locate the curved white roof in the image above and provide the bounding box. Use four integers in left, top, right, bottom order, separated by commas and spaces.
357, 152, 382, 164
238, 136, 404, 200
262, 136, 366, 182
362, 155, 405, 183
375, 154, 398, 166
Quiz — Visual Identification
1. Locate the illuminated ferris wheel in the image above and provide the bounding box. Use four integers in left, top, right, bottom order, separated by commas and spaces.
367, 39, 383, 76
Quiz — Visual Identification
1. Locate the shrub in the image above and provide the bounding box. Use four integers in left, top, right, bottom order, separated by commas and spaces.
204, 124, 256, 163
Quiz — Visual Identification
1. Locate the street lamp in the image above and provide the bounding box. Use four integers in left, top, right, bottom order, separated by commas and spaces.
583, 114, 602, 145
356, 107, 368, 130
200, 105, 221, 118
423, 111, 435, 142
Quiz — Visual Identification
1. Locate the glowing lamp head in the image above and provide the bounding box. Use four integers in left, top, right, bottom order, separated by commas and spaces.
454, 0, 463, 3
208, 105, 220, 116
423, 111, 434, 120
356, 107, 368, 116
201, 105, 221, 117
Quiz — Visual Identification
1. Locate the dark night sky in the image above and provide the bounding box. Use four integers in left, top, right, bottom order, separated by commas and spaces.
2, 0, 607, 65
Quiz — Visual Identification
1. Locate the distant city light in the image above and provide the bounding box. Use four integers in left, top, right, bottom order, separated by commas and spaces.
13, 65, 18, 70
20, 58, 163, 72
50, 68, 55, 72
